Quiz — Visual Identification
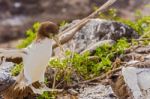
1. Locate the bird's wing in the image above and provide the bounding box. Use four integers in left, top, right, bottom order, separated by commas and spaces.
0, 48, 27, 64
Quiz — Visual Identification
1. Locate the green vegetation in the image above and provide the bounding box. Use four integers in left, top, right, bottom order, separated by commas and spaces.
59, 20, 68, 28
49, 38, 129, 80
10, 8, 150, 98
97, 8, 150, 37
11, 63, 23, 76
17, 22, 40, 48
37, 92, 56, 99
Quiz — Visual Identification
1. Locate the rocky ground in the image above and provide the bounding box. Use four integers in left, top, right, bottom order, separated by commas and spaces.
0, 0, 150, 99
79, 84, 116, 99
0, 19, 147, 99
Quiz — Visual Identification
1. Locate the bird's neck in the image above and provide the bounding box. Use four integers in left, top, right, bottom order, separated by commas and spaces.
35, 33, 47, 42
34, 37, 52, 46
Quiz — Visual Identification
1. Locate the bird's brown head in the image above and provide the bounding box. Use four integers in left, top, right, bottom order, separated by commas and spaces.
37, 21, 59, 39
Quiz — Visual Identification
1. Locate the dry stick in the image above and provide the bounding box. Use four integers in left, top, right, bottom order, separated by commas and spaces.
52, 70, 57, 89
53, 36, 66, 57
82, 67, 121, 83
67, 67, 122, 88
127, 38, 150, 42
135, 38, 150, 41
53, 37, 64, 52
55, 79, 65, 88
139, 31, 150, 39
58, 0, 117, 36
52, 0, 117, 49
124, 38, 150, 54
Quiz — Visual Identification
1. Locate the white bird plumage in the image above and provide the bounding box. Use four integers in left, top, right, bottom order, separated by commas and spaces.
23, 38, 52, 85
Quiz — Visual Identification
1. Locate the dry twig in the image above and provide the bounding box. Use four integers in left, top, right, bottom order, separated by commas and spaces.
52, 0, 117, 49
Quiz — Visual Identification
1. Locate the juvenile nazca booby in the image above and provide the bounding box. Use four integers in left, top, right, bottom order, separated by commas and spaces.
0, 21, 61, 94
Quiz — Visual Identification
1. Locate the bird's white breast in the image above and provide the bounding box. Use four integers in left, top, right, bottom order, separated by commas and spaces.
23, 38, 52, 84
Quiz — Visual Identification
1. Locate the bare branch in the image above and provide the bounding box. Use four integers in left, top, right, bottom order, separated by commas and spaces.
52, 0, 117, 49
58, 0, 116, 36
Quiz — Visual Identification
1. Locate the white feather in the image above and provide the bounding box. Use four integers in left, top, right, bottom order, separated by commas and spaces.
23, 38, 52, 85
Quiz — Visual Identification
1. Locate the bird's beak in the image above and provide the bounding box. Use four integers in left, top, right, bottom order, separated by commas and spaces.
52, 36, 64, 52
48, 34, 54, 39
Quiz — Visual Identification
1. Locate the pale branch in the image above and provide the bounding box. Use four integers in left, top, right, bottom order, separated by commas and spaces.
87, 56, 99, 61
66, 67, 122, 89
128, 38, 150, 42
127, 61, 150, 68
52, 0, 116, 49
58, 0, 116, 36
81, 67, 122, 84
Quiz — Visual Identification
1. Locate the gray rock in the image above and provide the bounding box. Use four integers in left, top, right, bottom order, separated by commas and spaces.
79, 84, 117, 99
60, 19, 139, 53
0, 62, 15, 92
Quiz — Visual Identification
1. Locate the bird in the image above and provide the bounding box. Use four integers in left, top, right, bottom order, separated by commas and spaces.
0, 21, 62, 95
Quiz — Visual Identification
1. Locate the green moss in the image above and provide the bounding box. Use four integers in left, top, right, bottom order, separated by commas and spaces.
95, 8, 150, 38
11, 64, 23, 76
49, 38, 130, 79
37, 92, 56, 99
59, 20, 68, 27
17, 22, 40, 48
